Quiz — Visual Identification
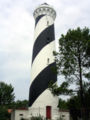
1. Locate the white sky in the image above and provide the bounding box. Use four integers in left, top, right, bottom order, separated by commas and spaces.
0, 0, 90, 100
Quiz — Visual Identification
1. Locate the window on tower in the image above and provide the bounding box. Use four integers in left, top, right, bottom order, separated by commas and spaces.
47, 37, 50, 43
19, 114, 23, 116
47, 21, 49, 26
47, 58, 50, 65
47, 8, 49, 11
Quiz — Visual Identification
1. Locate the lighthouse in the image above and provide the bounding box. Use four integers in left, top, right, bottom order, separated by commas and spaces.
29, 3, 59, 119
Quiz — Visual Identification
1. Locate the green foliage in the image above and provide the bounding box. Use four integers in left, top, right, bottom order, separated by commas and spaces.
0, 82, 29, 120
67, 83, 90, 120
55, 27, 90, 82
51, 27, 90, 96
0, 106, 10, 120
81, 82, 90, 107
58, 98, 68, 109
49, 81, 73, 96
57, 116, 64, 120
31, 115, 43, 120
51, 27, 90, 119
0, 82, 15, 105
11, 100, 29, 109
0, 82, 15, 120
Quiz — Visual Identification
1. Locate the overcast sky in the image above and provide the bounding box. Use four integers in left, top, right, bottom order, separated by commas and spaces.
0, 0, 90, 100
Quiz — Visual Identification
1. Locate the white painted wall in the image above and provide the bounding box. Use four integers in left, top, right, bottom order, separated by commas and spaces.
11, 109, 70, 120
11, 110, 28, 120
34, 16, 54, 42
31, 41, 55, 83
59, 111, 70, 120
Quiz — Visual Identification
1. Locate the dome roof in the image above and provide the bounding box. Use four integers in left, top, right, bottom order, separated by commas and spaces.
41, 3, 48, 5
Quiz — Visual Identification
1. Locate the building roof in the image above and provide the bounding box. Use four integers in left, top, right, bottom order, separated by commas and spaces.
9, 108, 28, 113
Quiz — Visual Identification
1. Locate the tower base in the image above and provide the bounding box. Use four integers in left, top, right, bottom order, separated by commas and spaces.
28, 89, 60, 120
28, 107, 60, 120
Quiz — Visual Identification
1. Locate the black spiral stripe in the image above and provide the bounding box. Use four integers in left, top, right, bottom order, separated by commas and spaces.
29, 62, 57, 106
32, 24, 55, 63
35, 15, 45, 27
29, 13, 56, 106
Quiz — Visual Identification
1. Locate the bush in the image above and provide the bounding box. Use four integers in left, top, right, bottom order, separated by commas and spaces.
57, 116, 64, 120
31, 115, 43, 120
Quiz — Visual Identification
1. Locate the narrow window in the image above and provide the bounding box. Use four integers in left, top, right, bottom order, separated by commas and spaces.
47, 21, 49, 26
47, 58, 49, 65
47, 37, 50, 43
62, 115, 65, 117
19, 114, 23, 116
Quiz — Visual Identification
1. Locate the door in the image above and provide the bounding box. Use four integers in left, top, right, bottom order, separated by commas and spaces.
46, 106, 51, 119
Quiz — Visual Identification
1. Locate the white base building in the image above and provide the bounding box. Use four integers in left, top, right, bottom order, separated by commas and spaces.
11, 109, 70, 120
11, 109, 28, 120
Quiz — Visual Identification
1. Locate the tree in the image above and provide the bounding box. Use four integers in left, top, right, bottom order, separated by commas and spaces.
0, 82, 15, 105
67, 82, 90, 120
11, 100, 28, 109
0, 82, 15, 120
0, 82, 29, 120
58, 98, 68, 109
0, 106, 10, 120
50, 27, 90, 119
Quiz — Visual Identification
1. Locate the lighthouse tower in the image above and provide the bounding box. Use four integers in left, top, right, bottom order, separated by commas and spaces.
29, 3, 59, 119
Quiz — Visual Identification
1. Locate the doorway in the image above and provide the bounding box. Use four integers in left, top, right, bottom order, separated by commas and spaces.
46, 106, 51, 119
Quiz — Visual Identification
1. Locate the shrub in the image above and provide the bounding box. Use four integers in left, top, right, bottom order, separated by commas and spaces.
31, 115, 43, 120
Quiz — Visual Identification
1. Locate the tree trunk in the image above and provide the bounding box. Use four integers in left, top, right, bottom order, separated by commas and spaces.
78, 52, 86, 120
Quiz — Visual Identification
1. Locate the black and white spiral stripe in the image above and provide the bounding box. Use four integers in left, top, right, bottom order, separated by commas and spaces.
29, 15, 57, 107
